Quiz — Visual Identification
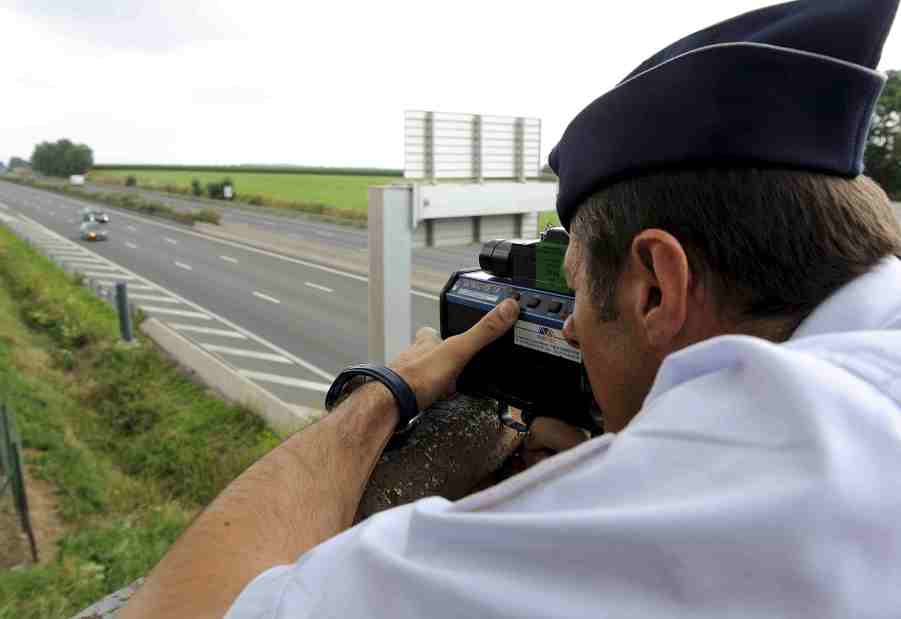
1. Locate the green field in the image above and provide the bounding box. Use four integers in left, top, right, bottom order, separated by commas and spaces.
92, 169, 399, 213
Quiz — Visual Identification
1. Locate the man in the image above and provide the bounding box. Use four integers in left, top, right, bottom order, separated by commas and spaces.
124, 1, 901, 617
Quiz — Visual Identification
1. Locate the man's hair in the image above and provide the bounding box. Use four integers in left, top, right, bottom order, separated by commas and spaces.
570, 168, 901, 325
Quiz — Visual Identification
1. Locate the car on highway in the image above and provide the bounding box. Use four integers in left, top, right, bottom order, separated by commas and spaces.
80, 208, 110, 223
80, 221, 108, 242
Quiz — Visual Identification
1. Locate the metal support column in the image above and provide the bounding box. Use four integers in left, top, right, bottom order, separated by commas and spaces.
368, 186, 413, 364
115, 282, 134, 343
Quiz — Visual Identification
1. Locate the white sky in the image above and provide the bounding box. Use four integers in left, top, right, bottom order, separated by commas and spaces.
3, 0, 901, 169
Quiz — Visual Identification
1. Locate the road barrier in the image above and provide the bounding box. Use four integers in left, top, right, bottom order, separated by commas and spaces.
0, 401, 38, 563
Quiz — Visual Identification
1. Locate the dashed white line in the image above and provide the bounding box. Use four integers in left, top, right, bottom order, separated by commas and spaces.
200, 344, 292, 364
304, 282, 334, 294
175, 261, 193, 271
127, 225, 137, 232
314, 230, 334, 238
125, 242, 138, 249
138, 306, 211, 320
220, 255, 238, 264
164, 237, 177, 245
168, 324, 247, 339
253, 291, 281, 304
238, 370, 331, 393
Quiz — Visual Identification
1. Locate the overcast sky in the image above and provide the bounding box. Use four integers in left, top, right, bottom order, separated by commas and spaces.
3, 0, 901, 169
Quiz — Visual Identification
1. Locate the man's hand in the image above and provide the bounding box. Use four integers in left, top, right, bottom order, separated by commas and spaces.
521, 417, 591, 468
391, 297, 520, 410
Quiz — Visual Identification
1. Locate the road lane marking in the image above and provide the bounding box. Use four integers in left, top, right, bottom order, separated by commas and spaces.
127, 225, 137, 232
164, 237, 177, 244
238, 370, 331, 393
84, 271, 137, 280
253, 291, 281, 304
69, 262, 118, 270
169, 324, 247, 339
15, 211, 334, 381
175, 261, 193, 271
127, 293, 180, 303
125, 242, 137, 249
314, 230, 334, 238
200, 344, 292, 364
220, 255, 238, 264
138, 306, 211, 319
304, 282, 334, 294
0, 202, 8, 210
96, 280, 155, 290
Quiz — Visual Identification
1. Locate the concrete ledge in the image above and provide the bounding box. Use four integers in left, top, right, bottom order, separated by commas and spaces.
140, 318, 322, 436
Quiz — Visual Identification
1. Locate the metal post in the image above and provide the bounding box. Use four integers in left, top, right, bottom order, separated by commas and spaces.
368, 186, 413, 364
514, 117, 526, 182
424, 112, 435, 183
115, 282, 134, 343
472, 115, 483, 183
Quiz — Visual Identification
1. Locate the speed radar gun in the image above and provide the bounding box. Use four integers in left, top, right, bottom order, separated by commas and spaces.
440, 227, 602, 435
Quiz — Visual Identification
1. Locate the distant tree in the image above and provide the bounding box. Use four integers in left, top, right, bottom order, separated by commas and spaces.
8, 156, 29, 170
30, 139, 94, 177
865, 70, 901, 199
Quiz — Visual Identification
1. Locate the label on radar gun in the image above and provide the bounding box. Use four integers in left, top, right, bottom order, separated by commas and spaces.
513, 320, 582, 363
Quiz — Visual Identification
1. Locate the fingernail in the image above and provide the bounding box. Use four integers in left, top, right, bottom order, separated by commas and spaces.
500, 298, 518, 320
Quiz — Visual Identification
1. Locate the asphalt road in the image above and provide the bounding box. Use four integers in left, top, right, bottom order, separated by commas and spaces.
0, 181, 446, 410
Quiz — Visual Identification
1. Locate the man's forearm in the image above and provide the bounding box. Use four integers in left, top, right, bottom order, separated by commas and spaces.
122, 383, 399, 619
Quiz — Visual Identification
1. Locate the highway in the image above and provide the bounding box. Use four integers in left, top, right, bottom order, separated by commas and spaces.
0, 181, 453, 411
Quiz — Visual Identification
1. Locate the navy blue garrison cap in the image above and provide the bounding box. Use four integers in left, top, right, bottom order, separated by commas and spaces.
549, 0, 900, 230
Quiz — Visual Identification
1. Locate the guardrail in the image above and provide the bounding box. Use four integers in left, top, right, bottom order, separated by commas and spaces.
0, 401, 38, 563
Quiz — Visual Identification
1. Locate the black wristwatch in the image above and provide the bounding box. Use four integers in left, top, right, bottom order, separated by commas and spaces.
324, 363, 422, 435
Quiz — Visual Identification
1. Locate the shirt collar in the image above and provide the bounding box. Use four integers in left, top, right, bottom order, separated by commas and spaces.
791, 256, 901, 340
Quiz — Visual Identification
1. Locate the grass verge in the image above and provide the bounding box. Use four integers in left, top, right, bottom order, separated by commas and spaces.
0, 224, 280, 618
0, 176, 221, 226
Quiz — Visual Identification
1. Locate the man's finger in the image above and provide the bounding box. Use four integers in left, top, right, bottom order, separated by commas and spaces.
446, 298, 520, 362
527, 417, 590, 453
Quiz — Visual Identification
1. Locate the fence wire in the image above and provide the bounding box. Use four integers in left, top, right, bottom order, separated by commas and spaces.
0, 402, 38, 563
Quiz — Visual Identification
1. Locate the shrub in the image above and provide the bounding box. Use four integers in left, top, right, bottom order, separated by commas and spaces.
191, 178, 203, 196
193, 209, 221, 225
125, 175, 137, 187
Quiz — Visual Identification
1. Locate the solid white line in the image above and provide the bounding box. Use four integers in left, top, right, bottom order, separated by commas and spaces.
238, 370, 331, 393
220, 255, 238, 264
16, 212, 334, 381
127, 293, 180, 303
253, 291, 281, 304
169, 323, 247, 339
125, 242, 137, 249
84, 271, 137, 280
164, 237, 177, 245
304, 282, 334, 294
139, 305, 211, 320
175, 261, 193, 271
201, 344, 292, 364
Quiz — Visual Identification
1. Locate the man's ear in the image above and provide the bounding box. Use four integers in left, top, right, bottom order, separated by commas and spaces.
624, 229, 690, 348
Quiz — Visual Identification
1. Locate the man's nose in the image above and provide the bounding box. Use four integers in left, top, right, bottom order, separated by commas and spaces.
562, 315, 580, 350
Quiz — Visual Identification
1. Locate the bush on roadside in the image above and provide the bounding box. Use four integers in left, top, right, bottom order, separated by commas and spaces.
193, 208, 221, 225
125, 175, 137, 187
191, 178, 203, 196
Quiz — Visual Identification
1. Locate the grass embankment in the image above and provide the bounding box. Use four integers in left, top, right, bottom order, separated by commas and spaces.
0, 225, 280, 618
0, 175, 221, 226
92, 169, 396, 223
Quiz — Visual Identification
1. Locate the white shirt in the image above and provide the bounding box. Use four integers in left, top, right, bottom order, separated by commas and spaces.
227, 257, 901, 619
